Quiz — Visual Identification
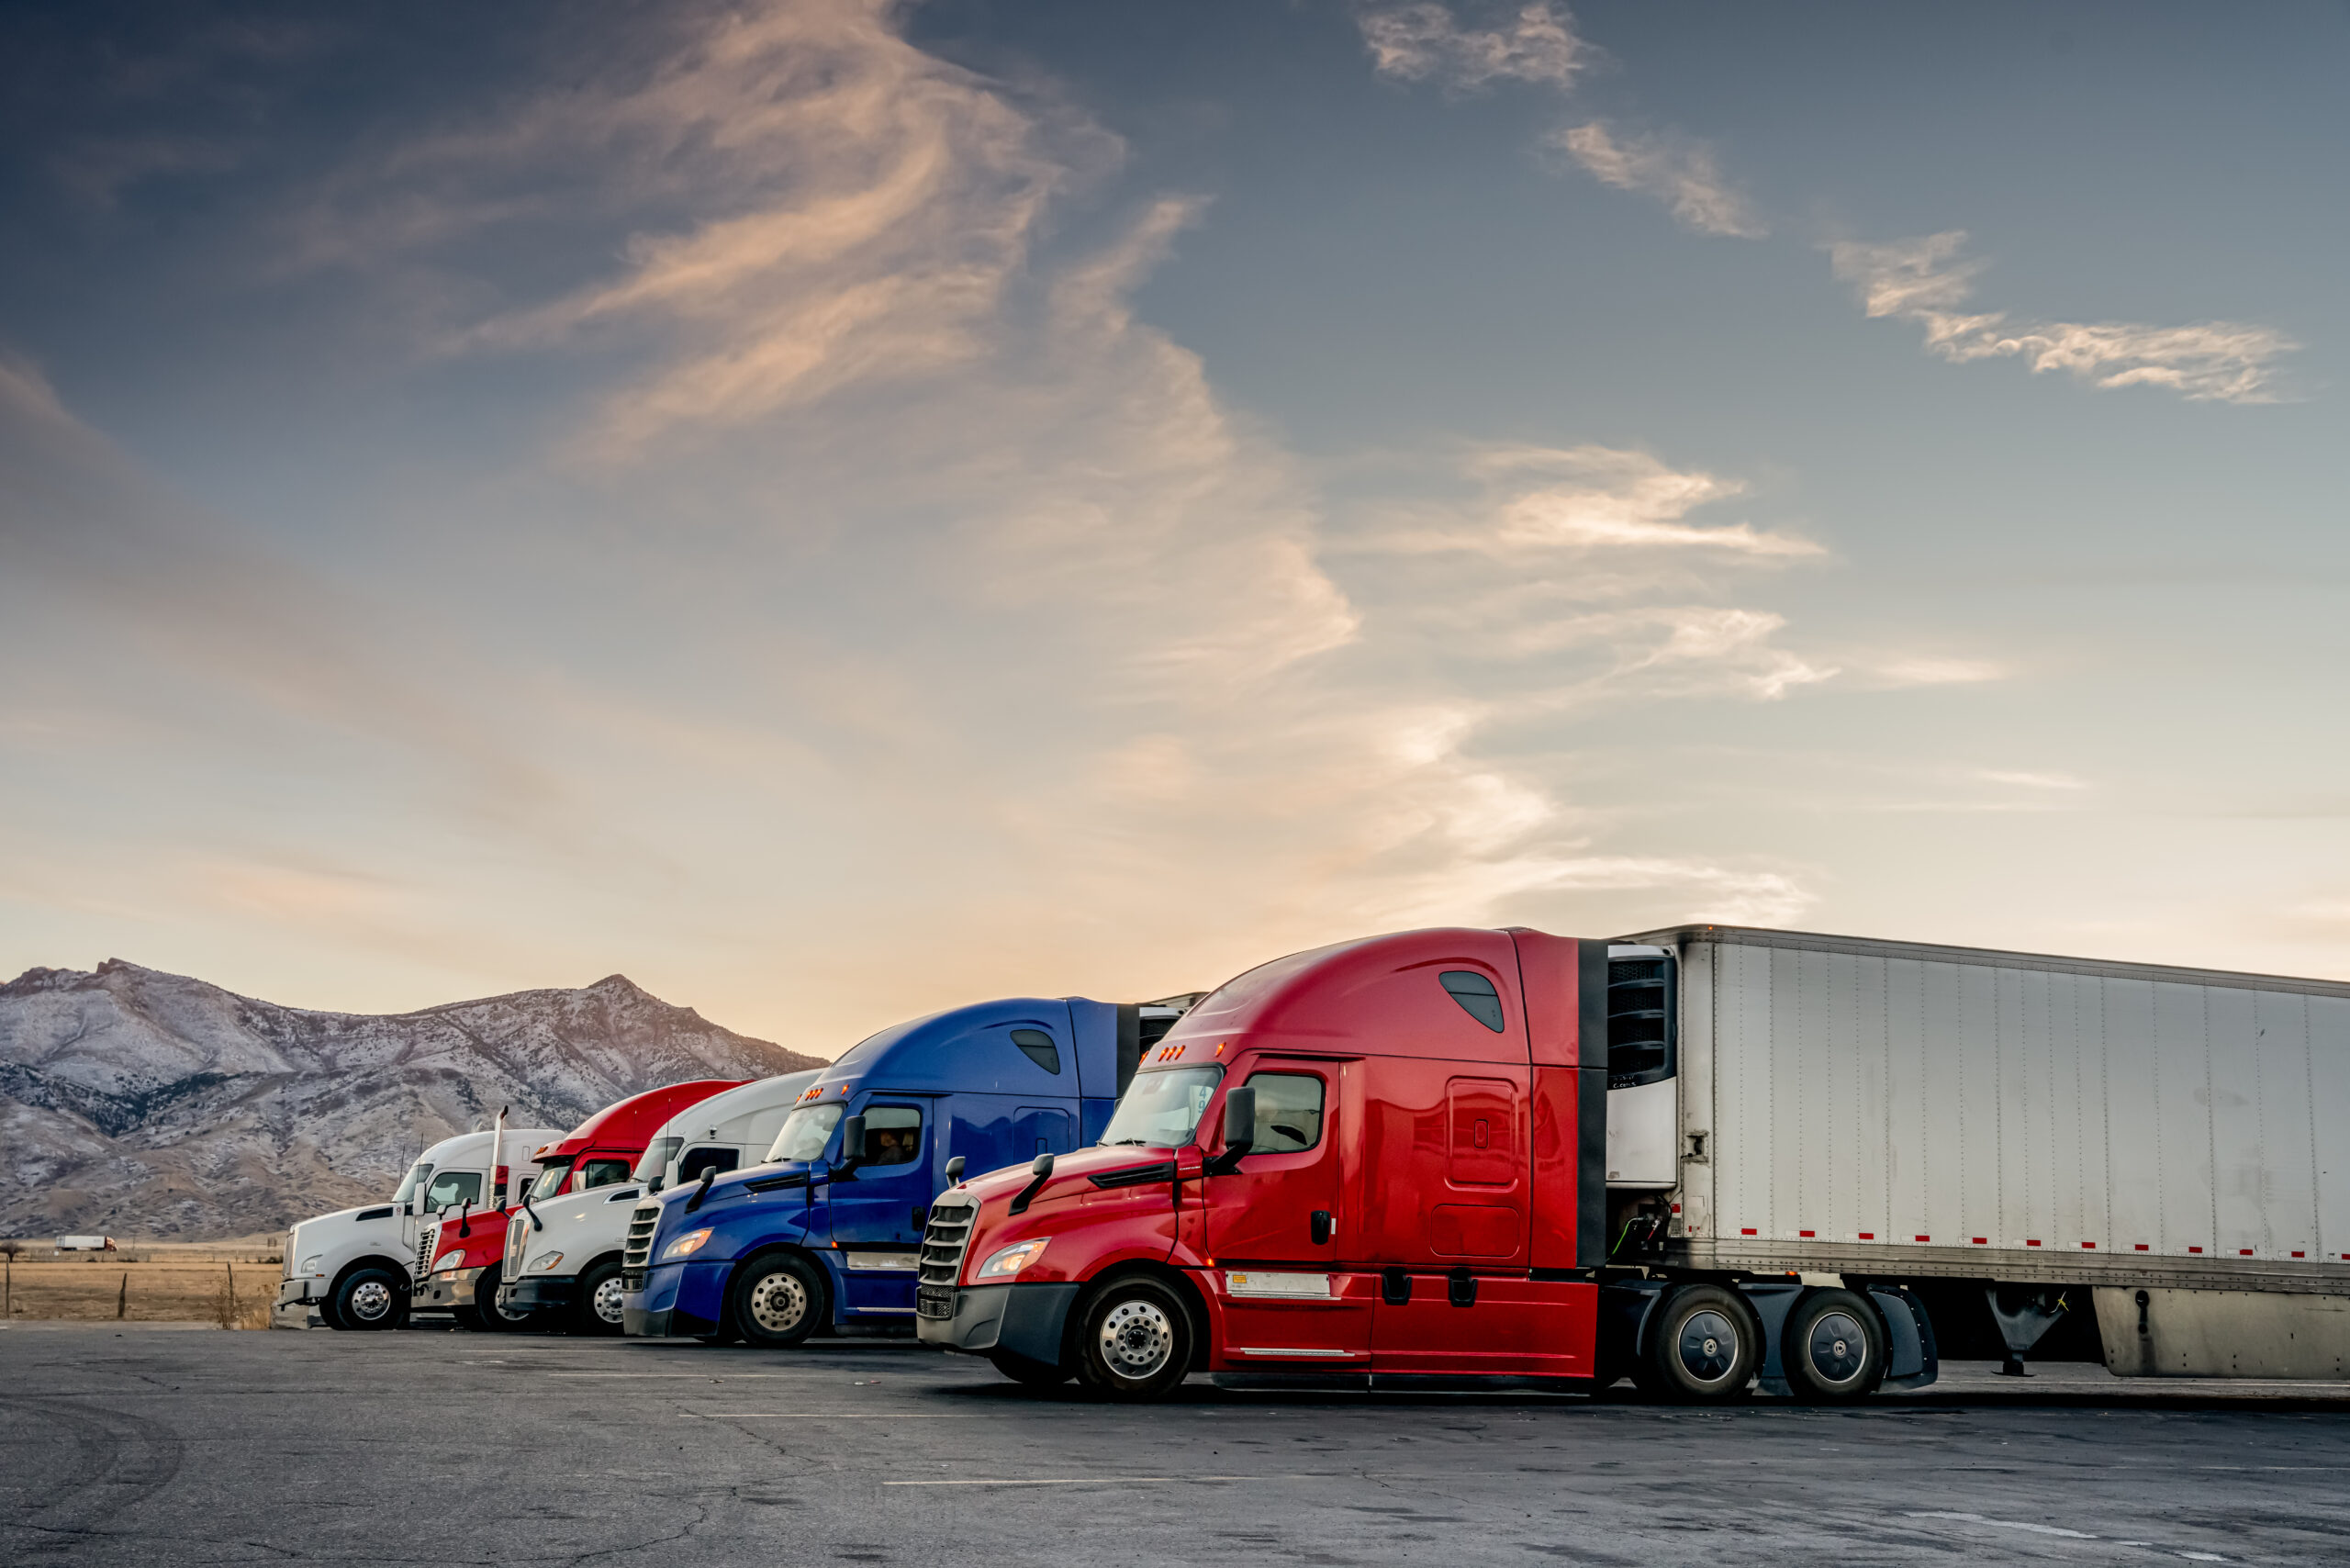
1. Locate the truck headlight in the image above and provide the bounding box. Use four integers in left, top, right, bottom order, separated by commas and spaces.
662, 1228, 713, 1260
434, 1253, 464, 1272
301, 1255, 321, 1275
530, 1251, 565, 1272
975, 1238, 1049, 1279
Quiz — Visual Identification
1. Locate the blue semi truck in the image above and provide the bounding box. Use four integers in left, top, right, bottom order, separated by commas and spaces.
619, 993, 1193, 1348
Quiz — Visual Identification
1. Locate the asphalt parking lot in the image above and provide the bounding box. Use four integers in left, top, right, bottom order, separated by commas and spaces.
7, 1324, 2350, 1566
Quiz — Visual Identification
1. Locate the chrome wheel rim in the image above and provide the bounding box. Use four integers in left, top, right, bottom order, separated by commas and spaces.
348, 1280, 393, 1322
1807, 1311, 1868, 1385
1097, 1297, 1174, 1381
1675, 1308, 1739, 1384
748, 1270, 809, 1335
592, 1275, 627, 1325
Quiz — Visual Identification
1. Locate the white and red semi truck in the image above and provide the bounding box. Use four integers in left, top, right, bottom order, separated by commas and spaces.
920, 924, 2350, 1398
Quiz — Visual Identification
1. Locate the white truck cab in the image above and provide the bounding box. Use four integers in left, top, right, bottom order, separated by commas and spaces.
499, 1070, 821, 1333
277, 1126, 559, 1329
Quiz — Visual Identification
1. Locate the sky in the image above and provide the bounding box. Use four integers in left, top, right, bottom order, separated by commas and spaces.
2, 0, 2345, 1057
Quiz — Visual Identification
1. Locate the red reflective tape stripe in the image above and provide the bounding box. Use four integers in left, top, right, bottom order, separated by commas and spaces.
2135, 1243, 2149, 1250
2189, 1246, 2204, 1254
2026, 1239, 2041, 1247
2293, 1251, 2307, 1259
1740, 1228, 1757, 1236
1858, 1233, 1874, 1240
1799, 1230, 1816, 1238
1914, 1235, 1930, 1242
1971, 1238, 1986, 1245
2241, 1249, 2255, 1256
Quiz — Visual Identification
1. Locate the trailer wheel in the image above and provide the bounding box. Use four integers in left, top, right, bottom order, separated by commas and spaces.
570, 1260, 627, 1337
989, 1350, 1072, 1388
1783, 1289, 1886, 1403
1643, 1284, 1757, 1402
330, 1266, 409, 1331
729, 1254, 826, 1347
1074, 1277, 1192, 1402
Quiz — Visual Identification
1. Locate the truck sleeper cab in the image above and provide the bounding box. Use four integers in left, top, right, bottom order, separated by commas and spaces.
417, 1081, 743, 1331
621, 996, 1192, 1348
497, 1070, 821, 1333
917, 926, 1938, 1402
278, 1126, 561, 1330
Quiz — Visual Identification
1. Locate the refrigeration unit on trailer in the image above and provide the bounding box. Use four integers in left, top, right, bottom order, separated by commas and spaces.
498, 1069, 821, 1333
621, 996, 1195, 1347
414, 1081, 742, 1330
278, 1125, 561, 1330
918, 924, 2350, 1400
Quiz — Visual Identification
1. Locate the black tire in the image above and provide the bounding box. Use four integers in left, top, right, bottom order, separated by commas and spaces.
1783, 1289, 1887, 1403
1642, 1284, 1758, 1403
727, 1253, 827, 1347
570, 1260, 627, 1337
471, 1263, 533, 1331
1074, 1276, 1192, 1402
330, 1265, 409, 1331
989, 1350, 1072, 1387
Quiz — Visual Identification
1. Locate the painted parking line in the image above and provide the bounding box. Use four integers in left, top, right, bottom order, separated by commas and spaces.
683, 1412, 999, 1418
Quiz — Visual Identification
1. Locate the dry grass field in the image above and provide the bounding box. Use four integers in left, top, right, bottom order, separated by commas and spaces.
2, 1245, 280, 1327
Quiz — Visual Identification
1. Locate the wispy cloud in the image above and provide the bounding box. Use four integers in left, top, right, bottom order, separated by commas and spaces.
1358, 2, 1591, 92
1551, 121, 1765, 238
1830, 230, 2299, 404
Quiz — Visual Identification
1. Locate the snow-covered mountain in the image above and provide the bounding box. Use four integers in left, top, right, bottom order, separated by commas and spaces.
0, 960, 824, 1240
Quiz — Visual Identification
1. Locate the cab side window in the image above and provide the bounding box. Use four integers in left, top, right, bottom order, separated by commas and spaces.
423, 1170, 483, 1214
1245, 1073, 1325, 1153
576, 1159, 632, 1190
859, 1106, 923, 1166
679, 1147, 739, 1182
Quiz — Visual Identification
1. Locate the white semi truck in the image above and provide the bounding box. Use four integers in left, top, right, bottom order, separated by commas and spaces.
498, 1070, 821, 1333
277, 1126, 559, 1330
1607, 924, 2350, 1382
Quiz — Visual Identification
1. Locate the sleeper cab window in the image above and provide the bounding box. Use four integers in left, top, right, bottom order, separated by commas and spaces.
679, 1147, 738, 1182
860, 1105, 923, 1166
1011, 1027, 1062, 1074
1245, 1072, 1325, 1153
1439, 969, 1506, 1032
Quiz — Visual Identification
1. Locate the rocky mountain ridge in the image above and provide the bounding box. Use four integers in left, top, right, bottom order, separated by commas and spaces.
0, 959, 823, 1239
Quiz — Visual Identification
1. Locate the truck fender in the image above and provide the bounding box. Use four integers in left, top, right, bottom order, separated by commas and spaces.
1867, 1285, 1938, 1390
1595, 1277, 1671, 1384
331, 1255, 412, 1296
1735, 1282, 1807, 1396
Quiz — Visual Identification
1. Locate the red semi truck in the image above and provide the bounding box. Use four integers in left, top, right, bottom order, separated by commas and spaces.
414, 1081, 743, 1328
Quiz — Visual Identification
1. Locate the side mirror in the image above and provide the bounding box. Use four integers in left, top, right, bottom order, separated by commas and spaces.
1209, 1087, 1256, 1175
1008, 1152, 1055, 1216
834, 1114, 867, 1180
945, 1155, 966, 1184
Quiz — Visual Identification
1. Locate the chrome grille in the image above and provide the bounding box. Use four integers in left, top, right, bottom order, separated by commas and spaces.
413, 1222, 438, 1282
621, 1198, 661, 1289
505, 1204, 532, 1276
916, 1197, 976, 1320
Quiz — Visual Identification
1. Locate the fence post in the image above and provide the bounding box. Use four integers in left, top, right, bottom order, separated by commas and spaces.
118, 1271, 128, 1320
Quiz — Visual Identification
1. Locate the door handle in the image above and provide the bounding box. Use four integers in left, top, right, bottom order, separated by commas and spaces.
1310, 1210, 1333, 1245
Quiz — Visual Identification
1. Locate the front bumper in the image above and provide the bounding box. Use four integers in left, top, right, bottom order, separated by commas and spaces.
916, 1282, 1080, 1364
413, 1268, 486, 1308
498, 1274, 576, 1314
276, 1278, 321, 1309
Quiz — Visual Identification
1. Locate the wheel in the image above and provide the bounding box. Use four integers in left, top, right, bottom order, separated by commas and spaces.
727, 1254, 827, 1347
472, 1264, 533, 1331
1784, 1289, 1887, 1403
1642, 1284, 1758, 1403
570, 1260, 627, 1337
1074, 1277, 1192, 1402
989, 1350, 1072, 1387
330, 1266, 409, 1331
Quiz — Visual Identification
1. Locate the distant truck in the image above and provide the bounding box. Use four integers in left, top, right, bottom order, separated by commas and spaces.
919, 924, 2350, 1399
413, 1081, 743, 1329
56, 1236, 118, 1251
621, 997, 1192, 1346
497, 1069, 822, 1332
279, 1125, 561, 1330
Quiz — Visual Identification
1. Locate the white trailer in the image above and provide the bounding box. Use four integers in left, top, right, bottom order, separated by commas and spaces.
1609, 924, 2350, 1378
56, 1235, 118, 1251
498, 1070, 821, 1332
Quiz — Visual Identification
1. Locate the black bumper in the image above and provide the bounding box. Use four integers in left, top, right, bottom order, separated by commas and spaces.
621, 1303, 722, 1339
916, 1282, 1080, 1364
498, 1276, 575, 1315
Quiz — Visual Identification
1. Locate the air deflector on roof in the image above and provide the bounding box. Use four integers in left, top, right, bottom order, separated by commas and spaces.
1439, 971, 1505, 1032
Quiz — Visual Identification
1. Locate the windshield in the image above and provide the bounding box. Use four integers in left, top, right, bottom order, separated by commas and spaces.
391, 1160, 432, 1204
528, 1158, 575, 1201
1100, 1066, 1225, 1148
632, 1137, 683, 1184
766, 1103, 844, 1163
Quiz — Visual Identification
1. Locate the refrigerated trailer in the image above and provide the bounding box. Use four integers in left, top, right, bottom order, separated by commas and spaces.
918, 924, 2350, 1400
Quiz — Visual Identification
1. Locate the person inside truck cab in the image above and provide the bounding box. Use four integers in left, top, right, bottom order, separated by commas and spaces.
574, 1158, 631, 1191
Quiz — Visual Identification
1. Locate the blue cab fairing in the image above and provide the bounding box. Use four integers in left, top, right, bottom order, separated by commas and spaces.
621, 996, 1169, 1340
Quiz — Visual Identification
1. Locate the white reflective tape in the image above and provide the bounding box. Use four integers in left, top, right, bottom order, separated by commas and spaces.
1232, 1347, 1359, 1358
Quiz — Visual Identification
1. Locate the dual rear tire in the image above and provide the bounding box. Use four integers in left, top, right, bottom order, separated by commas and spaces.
1637, 1283, 1887, 1404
